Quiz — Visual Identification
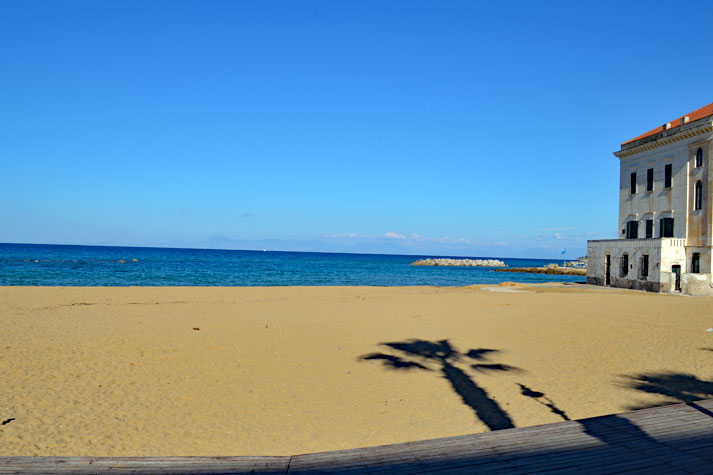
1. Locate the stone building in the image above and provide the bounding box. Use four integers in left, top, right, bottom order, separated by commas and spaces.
587, 102, 713, 295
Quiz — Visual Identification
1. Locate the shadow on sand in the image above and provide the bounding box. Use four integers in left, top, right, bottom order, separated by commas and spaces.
512, 381, 663, 448
625, 372, 713, 407
622, 348, 713, 410
515, 383, 570, 421
361, 338, 520, 431
586, 348, 713, 447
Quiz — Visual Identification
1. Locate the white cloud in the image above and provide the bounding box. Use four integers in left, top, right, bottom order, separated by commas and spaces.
319, 231, 511, 251
322, 233, 360, 239
383, 232, 407, 240
321, 231, 481, 246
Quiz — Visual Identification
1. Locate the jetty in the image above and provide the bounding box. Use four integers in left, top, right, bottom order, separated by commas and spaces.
412, 258, 507, 267
4, 399, 713, 474
495, 266, 586, 276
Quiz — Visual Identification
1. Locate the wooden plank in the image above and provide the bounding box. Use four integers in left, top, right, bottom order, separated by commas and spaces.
678, 461, 713, 475
0, 456, 291, 474
4, 400, 713, 474
639, 424, 712, 441
503, 446, 632, 468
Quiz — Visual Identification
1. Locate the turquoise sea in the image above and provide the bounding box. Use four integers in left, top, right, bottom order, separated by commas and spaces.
0, 243, 584, 287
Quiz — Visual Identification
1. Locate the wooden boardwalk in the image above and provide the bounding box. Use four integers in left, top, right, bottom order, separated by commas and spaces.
3, 400, 713, 474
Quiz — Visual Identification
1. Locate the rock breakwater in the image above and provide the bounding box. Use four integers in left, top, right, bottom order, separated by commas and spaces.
411, 258, 507, 267
494, 266, 586, 276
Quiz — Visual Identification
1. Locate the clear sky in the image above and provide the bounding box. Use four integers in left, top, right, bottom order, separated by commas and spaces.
2, 1, 713, 258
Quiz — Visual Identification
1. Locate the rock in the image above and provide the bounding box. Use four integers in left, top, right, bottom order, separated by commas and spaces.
493, 267, 586, 276
411, 258, 507, 267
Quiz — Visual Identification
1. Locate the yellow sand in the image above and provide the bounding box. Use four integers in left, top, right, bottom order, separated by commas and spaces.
2, 283, 713, 456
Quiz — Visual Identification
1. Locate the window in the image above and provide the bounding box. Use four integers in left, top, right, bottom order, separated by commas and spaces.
697, 148, 704, 167
645, 219, 653, 238
626, 221, 638, 239
665, 164, 672, 188
660, 218, 674, 237
642, 255, 649, 277
692, 253, 700, 273
630, 172, 637, 194
647, 168, 654, 191
621, 254, 629, 277
695, 180, 703, 210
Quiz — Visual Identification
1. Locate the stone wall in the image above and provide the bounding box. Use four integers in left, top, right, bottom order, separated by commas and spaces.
681, 273, 713, 296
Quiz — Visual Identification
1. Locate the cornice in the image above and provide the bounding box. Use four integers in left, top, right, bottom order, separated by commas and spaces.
614, 125, 713, 158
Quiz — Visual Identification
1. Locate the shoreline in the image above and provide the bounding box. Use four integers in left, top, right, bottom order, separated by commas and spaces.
1, 284, 710, 456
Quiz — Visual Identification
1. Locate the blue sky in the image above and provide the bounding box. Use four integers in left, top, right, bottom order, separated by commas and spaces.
2, 1, 712, 258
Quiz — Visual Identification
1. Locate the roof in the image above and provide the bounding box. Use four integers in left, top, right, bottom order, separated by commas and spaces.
622, 101, 713, 146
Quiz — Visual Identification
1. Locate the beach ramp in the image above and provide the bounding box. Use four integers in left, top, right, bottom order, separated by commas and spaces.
3, 399, 713, 474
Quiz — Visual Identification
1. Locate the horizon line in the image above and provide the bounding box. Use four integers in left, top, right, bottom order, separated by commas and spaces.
0, 241, 583, 261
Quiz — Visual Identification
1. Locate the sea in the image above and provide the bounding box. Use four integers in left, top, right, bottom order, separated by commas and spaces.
0, 243, 585, 287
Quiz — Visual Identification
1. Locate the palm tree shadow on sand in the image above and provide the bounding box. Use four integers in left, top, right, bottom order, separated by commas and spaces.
620, 348, 713, 414
361, 339, 520, 431
566, 347, 713, 449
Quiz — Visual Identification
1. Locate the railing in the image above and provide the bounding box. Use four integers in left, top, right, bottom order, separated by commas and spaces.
587, 238, 686, 248
588, 238, 686, 247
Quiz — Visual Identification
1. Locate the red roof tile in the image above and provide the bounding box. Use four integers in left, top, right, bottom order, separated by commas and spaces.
622, 101, 713, 146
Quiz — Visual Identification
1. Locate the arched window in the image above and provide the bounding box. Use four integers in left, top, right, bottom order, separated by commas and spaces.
695, 180, 703, 210
696, 148, 704, 167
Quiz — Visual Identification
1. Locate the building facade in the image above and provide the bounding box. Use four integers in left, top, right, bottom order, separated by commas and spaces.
587, 103, 713, 295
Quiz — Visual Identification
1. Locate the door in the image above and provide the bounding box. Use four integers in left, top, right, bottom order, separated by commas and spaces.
605, 255, 611, 286
672, 265, 681, 291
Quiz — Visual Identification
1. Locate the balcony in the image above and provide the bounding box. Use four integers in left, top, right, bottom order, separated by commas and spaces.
588, 237, 686, 248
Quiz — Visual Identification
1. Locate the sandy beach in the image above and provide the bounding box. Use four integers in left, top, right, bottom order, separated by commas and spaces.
2, 283, 713, 456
